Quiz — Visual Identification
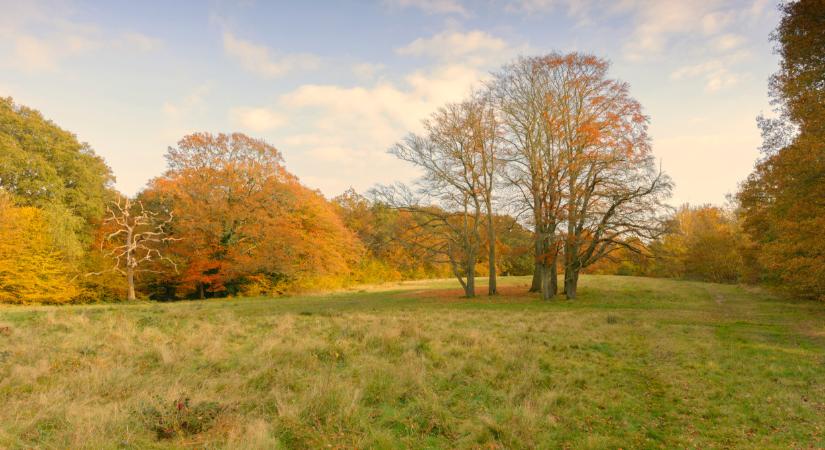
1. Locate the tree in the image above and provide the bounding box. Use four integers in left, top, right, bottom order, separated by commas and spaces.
738, 0, 825, 300
146, 132, 360, 298
380, 97, 500, 297
491, 56, 566, 298
91, 196, 177, 300
0, 192, 81, 304
334, 188, 450, 281
539, 53, 671, 298
647, 205, 744, 283
0, 97, 114, 260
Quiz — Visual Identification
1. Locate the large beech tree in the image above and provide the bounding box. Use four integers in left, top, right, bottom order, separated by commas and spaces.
493, 53, 670, 299
145, 132, 360, 298
492, 56, 566, 298
542, 53, 671, 298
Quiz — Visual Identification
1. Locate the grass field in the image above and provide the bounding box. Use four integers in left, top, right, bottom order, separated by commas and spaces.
1, 275, 824, 449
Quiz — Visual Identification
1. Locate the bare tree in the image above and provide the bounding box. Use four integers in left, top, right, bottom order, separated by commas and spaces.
377, 97, 499, 297
470, 93, 500, 295
372, 184, 482, 297
89, 196, 178, 300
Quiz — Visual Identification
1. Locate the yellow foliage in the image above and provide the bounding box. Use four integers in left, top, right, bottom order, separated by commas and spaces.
0, 202, 82, 304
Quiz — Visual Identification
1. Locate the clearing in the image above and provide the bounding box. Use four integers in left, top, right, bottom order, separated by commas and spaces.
1, 275, 823, 448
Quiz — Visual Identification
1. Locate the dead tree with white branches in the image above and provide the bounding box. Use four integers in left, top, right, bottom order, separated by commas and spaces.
89, 196, 178, 300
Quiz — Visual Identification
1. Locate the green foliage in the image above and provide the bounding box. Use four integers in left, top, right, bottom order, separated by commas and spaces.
0, 98, 117, 304
0, 97, 114, 254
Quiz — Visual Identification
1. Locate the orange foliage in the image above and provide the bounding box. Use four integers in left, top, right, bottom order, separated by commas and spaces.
144, 133, 361, 298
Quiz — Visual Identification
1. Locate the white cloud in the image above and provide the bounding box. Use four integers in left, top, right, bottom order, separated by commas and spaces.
278, 62, 486, 195
275, 29, 525, 195
383, 0, 467, 16
222, 31, 320, 78
0, 3, 161, 72
162, 83, 212, 121
229, 107, 286, 132
713, 33, 744, 52
398, 30, 507, 58
118, 32, 163, 52
670, 52, 748, 92
352, 62, 385, 81
396, 30, 523, 67
12, 35, 58, 71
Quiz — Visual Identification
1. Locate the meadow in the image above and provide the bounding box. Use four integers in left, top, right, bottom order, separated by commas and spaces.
1, 275, 823, 449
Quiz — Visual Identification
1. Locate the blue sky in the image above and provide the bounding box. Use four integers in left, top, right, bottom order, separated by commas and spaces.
0, 0, 780, 206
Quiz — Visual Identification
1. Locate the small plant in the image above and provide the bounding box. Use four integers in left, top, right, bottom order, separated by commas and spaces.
137, 396, 223, 440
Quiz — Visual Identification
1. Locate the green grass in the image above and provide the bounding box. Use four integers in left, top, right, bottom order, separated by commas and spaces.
1, 275, 824, 448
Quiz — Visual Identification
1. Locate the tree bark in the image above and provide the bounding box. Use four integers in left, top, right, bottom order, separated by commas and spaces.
487, 225, 497, 296
126, 267, 136, 301
564, 267, 578, 299
542, 256, 558, 300
465, 258, 476, 298
530, 234, 543, 293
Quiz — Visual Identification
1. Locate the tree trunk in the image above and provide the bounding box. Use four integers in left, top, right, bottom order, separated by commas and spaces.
564, 267, 578, 299
530, 265, 542, 292
488, 236, 497, 296
530, 236, 543, 292
465, 261, 476, 298
485, 197, 497, 296
198, 282, 205, 299
126, 267, 136, 301
542, 256, 558, 300
126, 227, 136, 300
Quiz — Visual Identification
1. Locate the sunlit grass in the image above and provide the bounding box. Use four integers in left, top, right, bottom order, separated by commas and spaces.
1, 275, 823, 448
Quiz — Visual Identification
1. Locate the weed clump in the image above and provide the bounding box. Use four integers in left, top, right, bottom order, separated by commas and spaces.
137, 396, 223, 439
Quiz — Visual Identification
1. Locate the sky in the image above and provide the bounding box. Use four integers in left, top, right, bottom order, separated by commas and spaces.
0, 0, 781, 206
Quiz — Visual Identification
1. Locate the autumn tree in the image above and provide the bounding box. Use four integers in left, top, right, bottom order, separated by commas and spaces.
334, 188, 450, 281
738, 0, 825, 300
379, 97, 500, 297
540, 53, 671, 299
647, 205, 744, 283
491, 56, 566, 298
145, 132, 360, 298
0, 192, 81, 304
90, 196, 177, 300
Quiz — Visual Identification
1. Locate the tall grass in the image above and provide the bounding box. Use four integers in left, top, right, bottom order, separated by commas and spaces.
1, 276, 823, 448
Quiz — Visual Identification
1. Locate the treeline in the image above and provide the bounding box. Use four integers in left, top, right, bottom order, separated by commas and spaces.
0, 100, 532, 303
587, 203, 752, 284
593, 1, 825, 301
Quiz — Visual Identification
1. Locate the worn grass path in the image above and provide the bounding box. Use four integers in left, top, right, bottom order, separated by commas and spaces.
1, 275, 823, 448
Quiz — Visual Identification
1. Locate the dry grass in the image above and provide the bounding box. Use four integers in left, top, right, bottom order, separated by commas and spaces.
0, 275, 824, 448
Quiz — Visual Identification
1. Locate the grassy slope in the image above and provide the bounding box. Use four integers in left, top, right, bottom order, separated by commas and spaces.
0, 275, 823, 449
